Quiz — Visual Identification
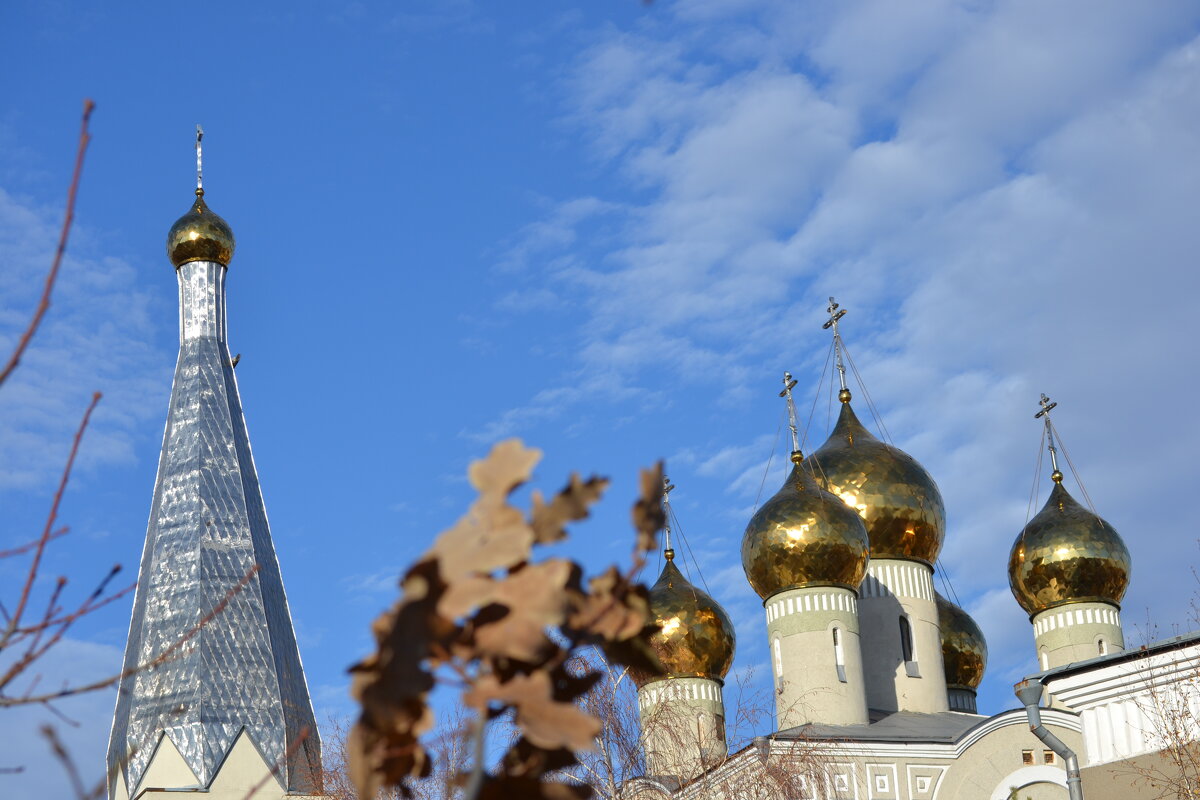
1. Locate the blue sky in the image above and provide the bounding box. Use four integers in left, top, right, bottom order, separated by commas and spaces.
4, 1, 1200, 795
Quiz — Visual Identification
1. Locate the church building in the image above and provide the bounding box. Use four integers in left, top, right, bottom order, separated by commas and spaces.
627, 302, 1200, 800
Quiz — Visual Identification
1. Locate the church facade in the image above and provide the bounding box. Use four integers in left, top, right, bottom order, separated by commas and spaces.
628, 314, 1199, 800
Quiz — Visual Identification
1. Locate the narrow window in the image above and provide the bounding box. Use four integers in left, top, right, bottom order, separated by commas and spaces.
1098, 638, 1108, 656
1022, 750, 1034, 765
773, 637, 783, 688
1040, 649, 1049, 670
1044, 750, 1056, 764
833, 627, 847, 683
900, 616, 920, 677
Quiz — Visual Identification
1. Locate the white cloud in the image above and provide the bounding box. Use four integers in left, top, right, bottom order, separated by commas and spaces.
0, 638, 123, 799
0, 188, 171, 492
488, 0, 1200, 708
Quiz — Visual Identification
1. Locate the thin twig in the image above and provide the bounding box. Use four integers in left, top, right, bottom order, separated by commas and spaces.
0, 565, 259, 707
41, 725, 89, 800
0, 392, 101, 661
461, 710, 488, 800
0, 528, 70, 560
0, 99, 95, 388
241, 726, 311, 799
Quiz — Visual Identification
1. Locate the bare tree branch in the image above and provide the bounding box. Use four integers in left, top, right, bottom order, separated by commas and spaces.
0, 98, 95, 388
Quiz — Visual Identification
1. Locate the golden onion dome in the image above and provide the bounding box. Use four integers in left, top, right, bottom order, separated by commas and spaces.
167, 190, 235, 268
1008, 479, 1130, 618
805, 401, 946, 565
936, 593, 987, 691
633, 555, 736, 689
741, 459, 870, 599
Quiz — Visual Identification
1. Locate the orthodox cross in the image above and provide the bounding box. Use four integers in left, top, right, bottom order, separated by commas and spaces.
823, 297, 851, 402
1035, 393, 1063, 482
662, 475, 677, 559
195, 124, 204, 195
779, 371, 801, 456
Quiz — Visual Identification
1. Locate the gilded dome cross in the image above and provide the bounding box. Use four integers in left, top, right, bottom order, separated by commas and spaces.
662, 475, 676, 559
779, 371, 801, 457
1035, 393, 1063, 483
823, 297, 852, 403
195, 124, 205, 195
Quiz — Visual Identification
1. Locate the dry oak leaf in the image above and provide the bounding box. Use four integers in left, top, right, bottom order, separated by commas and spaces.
348, 559, 452, 797
469, 438, 542, 496
567, 566, 651, 643
529, 474, 609, 544
441, 559, 576, 662
478, 776, 592, 800
631, 462, 665, 556
432, 440, 543, 582
466, 671, 601, 753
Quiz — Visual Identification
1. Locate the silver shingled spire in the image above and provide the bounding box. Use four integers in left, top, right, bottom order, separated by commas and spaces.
108, 142, 319, 797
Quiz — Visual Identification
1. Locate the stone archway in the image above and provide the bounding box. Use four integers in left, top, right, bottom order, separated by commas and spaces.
989, 765, 1069, 800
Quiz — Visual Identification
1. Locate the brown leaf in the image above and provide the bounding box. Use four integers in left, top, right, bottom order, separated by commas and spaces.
468, 438, 542, 495
440, 560, 577, 662
500, 737, 580, 779
529, 474, 609, 544
567, 567, 652, 642
631, 462, 665, 556
431, 441, 544, 581
474, 562, 575, 662
466, 671, 601, 753
602, 631, 665, 678
479, 776, 593, 800
348, 559, 452, 797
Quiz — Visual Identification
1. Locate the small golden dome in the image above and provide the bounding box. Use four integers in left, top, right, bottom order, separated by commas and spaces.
936, 593, 987, 691
167, 191, 235, 268
805, 402, 946, 565
1008, 481, 1130, 618
633, 558, 736, 688
741, 463, 870, 599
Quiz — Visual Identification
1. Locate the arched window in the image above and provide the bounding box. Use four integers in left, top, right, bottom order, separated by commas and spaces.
773, 636, 783, 689
1040, 649, 1049, 670
899, 616, 914, 662
833, 627, 847, 683
1098, 638, 1108, 656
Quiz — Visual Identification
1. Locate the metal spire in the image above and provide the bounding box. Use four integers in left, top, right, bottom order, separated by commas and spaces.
662, 475, 676, 560
195, 124, 204, 195
823, 297, 851, 403
1035, 393, 1063, 483
779, 371, 801, 461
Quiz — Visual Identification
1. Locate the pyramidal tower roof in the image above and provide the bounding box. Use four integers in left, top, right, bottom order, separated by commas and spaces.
108, 132, 320, 797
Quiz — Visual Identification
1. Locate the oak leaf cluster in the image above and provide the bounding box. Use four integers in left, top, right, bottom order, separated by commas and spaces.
349, 440, 666, 799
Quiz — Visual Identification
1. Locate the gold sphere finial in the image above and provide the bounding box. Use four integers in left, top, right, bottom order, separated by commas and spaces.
1051, 470, 1064, 484
664, 548, 675, 562
838, 388, 852, 404
168, 126, 235, 268
167, 194, 235, 268
789, 450, 803, 464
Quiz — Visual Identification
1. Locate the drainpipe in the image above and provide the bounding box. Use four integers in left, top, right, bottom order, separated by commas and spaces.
1015, 678, 1083, 800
